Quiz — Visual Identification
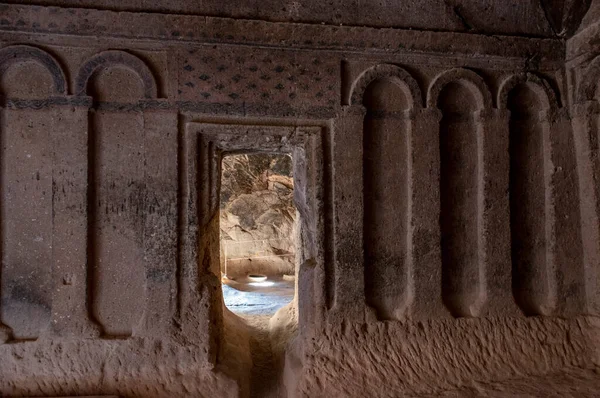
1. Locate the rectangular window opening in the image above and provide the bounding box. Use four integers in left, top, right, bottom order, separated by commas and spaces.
220, 153, 296, 318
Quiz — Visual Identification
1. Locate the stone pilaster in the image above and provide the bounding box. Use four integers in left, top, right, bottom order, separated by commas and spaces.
479, 109, 521, 316
571, 101, 600, 315
410, 107, 448, 319
49, 97, 101, 338
329, 105, 366, 323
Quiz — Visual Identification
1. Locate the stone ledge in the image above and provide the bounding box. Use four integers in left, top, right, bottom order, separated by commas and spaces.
0, 3, 564, 60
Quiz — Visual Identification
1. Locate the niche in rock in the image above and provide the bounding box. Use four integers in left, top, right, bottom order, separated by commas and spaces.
363, 78, 411, 320
508, 83, 553, 315
220, 153, 296, 316
438, 81, 482, 317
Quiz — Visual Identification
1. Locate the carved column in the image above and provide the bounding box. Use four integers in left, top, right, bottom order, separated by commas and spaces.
330, 105, 365, 323
49, 96, 100, 338
0, 100, 10, 343
179, 119, 220, 361
539, 109, 558, 316
295, 127, 326, 331
136, 104, 179, 338
572, 100, 600, 315
548, 107, 586, 316
479, 108, 520, 316
409, 107, 448, 319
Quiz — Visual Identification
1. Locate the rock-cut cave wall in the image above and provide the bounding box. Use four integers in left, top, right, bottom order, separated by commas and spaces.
0, 1, 600, 396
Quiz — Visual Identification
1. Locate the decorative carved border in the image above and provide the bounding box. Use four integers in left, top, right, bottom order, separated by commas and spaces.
0, 96, 92, 109
75, 50, 158, 98
348, 64, 423, 108
497, 72, 561, 110
182, 121, 326, 344
427, 68, 493, 109
0, 4, 564, 62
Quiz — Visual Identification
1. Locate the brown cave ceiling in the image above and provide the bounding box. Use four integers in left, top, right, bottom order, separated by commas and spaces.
2, 0, 593, 37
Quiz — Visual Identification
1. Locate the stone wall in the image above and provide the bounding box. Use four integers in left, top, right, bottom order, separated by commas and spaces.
0, 1, 599, 397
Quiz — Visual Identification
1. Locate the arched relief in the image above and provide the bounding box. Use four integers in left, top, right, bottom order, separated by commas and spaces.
0, 45, 69, 340
433, 74, 488, 318
427, 68, 493, 110
498, 73, 559, 111
0, 45, 67, 96
82, 50, 160, 337
362, 74, 414, 320
1, 61, 56, 100
504, 77, 557, 316
75, 50, 158, 99
349, 64, 423, 108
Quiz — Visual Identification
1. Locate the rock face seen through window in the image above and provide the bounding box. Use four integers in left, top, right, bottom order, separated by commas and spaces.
220, 153, 295, 278
220, 153, 296, 316
1, 1, 600, 397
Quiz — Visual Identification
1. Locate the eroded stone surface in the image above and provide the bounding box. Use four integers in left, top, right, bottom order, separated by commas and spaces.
0, 1, 599, 397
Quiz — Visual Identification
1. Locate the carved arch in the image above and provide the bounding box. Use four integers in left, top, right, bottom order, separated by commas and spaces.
75, 50, 158, 99
349, 64, 423, 108
427, 68, 493, 109
0, 45, 67, 95
497, 73, 560, 110
578, 54, 600, 102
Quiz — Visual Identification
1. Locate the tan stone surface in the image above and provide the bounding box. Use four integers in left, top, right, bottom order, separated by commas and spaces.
0, 1, 599, 397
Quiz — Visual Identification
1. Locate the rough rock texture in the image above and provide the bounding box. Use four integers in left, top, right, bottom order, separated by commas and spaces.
0, 0, 579, 36
220, 154, 296, 278
287, 317, 600, 397
0, 0, 599, 397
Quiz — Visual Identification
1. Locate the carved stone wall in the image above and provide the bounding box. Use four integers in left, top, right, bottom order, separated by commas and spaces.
0, 1, 599, 397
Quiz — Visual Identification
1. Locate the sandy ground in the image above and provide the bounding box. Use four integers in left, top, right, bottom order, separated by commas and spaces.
222, 276, 296, 396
